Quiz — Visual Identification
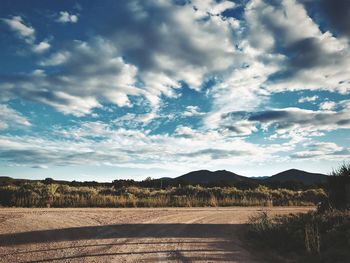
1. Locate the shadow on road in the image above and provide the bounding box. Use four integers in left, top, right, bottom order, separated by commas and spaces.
23, 249, 239, 263
0, 223, 245, 246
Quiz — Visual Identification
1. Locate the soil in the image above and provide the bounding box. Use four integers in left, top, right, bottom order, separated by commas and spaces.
0, 207, 313, 262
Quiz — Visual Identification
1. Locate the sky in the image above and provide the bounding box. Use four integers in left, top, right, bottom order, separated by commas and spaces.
0, 0, 349, 182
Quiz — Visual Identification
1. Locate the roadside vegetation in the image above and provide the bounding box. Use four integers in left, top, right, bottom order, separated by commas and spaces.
0, 182, 326, 208
247, 163, 350, 263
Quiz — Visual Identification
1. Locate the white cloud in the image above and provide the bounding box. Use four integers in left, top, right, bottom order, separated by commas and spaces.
1, 38, 141, 116
298, 95, 319, 103
291, 142, 350, 160
2, 16, 51, 54
40, 51, 70, 66
204, 0, 350, 133
32, 41, 51, 53
0, 0, 349, 173
0, 1, 240, 115
0, 122, 286, 170
183, 106, 205, 117
319, 101, 336, 110
204, 59, 279, 130
192, 0, 236, 16
107, 0, 238, 103
2, 16, 35, 43
0, 105, 31, 130
247, 0, 350, 94
37, 92, 102, 117
57, 11, 78, 24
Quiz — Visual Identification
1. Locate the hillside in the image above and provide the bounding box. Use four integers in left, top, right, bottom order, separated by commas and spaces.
263, 169, 327, 185
0, 168, 329, 187
173, 170, 253, 184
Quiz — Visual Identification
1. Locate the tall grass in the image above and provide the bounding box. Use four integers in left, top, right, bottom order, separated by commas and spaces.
0, 183, 326, 208
248, 210, 350, 262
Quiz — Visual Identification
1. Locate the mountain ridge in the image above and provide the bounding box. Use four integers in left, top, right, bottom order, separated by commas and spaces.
0, 168, 328, 185
173, 169, 254, 184
263, 168, 328, 185
169, 168, 328, 185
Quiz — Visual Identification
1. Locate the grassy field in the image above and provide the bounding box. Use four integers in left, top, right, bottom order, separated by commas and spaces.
0, 183, 326, 208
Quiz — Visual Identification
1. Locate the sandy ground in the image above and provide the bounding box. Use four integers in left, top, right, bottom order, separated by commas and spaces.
0, 207, 313, 263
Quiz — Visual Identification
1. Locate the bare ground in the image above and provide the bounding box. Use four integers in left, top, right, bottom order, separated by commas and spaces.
0, 207, 313, 263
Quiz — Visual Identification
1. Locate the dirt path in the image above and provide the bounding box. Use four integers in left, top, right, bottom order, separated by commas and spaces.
0, 207, 313, 262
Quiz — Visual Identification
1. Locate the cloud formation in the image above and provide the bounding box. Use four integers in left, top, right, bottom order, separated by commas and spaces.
56, 11, 78, 24
0, 0, 349, 177
0, 105, 31, 130
0, 1, 239, 115
0, 39, 140, 116
2, 15, 50, 53
2, 16, 35, 43
291, 142, 350, 160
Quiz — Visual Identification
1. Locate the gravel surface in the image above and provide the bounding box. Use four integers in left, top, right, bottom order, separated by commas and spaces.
0, 207, 313, 262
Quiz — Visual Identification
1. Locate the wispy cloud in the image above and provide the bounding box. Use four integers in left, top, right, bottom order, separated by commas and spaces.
0, 105, 31, 130
2, 16, 35, 43
2, 15, 50, 53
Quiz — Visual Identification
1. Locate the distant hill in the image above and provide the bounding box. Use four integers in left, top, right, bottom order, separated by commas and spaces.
159, 177, 173, 181
0, 168, 329, 187
263, 169, 328, 185
0, 176, 29, 184
0, 176, 14, 183
173, 170, 254, 184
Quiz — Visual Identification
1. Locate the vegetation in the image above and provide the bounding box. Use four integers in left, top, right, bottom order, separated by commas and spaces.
247, 163, 350, 262
328, 163, 350, 209
248, 210, 350, 262
0, 182, 326, 208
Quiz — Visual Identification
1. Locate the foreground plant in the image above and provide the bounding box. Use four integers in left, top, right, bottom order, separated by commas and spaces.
247, 210, 350, 262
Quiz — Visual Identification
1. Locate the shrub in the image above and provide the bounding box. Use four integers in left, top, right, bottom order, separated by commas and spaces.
247, 210, 350, 262
328, 163, 350, 209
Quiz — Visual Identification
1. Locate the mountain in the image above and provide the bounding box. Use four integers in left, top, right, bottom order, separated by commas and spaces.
173, 170, 253, 184
158, 177, 173, 181
0, 168, 329, 186
263, 169, 328, 185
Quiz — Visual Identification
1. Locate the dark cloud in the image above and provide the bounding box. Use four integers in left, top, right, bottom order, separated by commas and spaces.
286, 37, 331, 69
250, 107, 350, 131
220, 101, 350, 135
320, 0, 350, 37
249, 110, 288, 122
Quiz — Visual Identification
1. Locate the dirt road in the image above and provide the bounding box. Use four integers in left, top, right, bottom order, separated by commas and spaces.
0, 207, 312, 262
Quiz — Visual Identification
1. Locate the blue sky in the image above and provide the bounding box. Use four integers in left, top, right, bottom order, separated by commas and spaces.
0, 0, 349, 181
